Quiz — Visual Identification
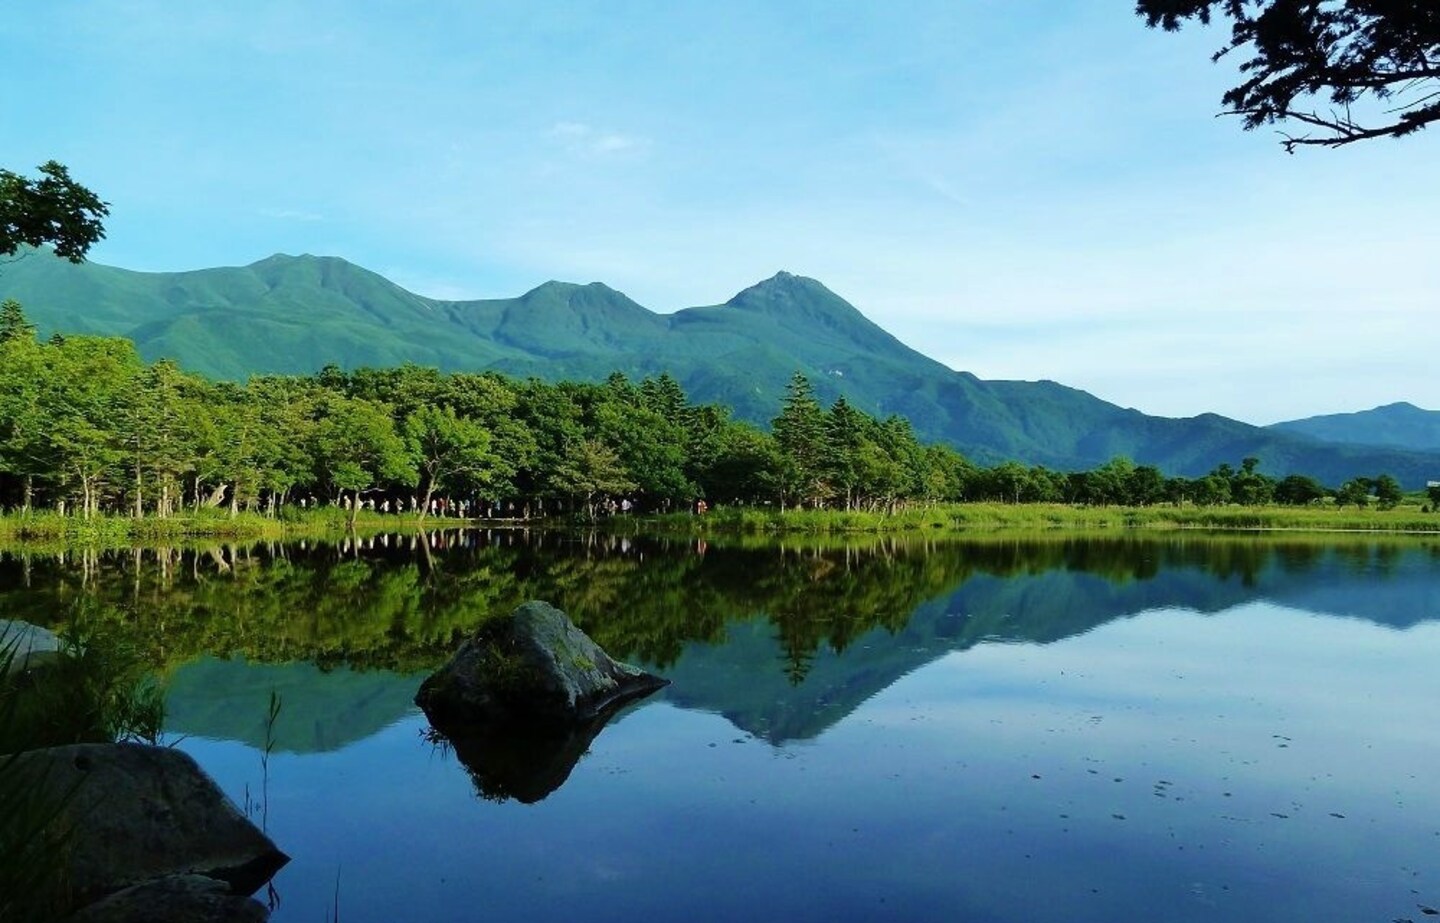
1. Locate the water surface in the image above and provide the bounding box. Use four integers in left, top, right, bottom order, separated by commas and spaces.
3, 532, 1437, 922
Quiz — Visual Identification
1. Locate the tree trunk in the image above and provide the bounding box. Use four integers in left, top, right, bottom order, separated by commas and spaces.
21, 475, 32, 515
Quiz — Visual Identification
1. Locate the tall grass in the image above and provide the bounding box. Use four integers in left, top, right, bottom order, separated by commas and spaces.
611, 502, 1440, 536
0, 507, 445, 551
0, 629, 79, 921
0, 601, 180, 920
2, 604, 166, 752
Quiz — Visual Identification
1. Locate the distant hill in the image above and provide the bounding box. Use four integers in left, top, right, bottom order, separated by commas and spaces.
1269, 402, 1440, 454
5, 249, 1440, 486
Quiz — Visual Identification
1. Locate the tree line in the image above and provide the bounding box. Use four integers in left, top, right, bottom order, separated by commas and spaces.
0, 301, 1421, 522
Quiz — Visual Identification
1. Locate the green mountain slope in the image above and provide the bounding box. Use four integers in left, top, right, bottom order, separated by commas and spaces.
5, 250, 1439, 485
1268, 402, 1440, 453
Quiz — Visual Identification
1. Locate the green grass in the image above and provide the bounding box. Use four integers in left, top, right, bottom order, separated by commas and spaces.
606, 502, 1440, 536
2, 500, 1436, 554
0, 508, 465, 551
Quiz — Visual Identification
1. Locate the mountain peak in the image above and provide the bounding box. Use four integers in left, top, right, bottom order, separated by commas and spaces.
752, 270, 817, 291
249, 252, 330, 268
725, 271, 849, 314
519, 279, 642, 308
1267, 401, 1440, 453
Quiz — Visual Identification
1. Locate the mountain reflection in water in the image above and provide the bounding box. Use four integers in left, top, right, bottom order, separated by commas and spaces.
0, 531, 1434, 752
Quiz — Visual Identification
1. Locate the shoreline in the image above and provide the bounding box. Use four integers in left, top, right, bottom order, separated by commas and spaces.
0, 502, 1437, 551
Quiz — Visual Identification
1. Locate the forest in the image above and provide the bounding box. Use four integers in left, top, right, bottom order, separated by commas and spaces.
0, 300, 1410, 523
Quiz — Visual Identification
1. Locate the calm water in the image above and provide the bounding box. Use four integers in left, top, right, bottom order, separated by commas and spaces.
3, 532, 1439, 922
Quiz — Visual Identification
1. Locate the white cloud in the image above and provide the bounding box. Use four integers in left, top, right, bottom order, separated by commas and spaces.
547, 121, 649, 157
258, 207, 325, 223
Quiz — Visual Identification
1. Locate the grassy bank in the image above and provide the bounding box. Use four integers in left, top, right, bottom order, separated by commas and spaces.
2, 501, 1437, 551
606, 502, 1440, 536
0, 508, 466, 549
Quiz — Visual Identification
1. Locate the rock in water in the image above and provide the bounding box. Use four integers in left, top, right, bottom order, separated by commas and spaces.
416, 600, 668, 728
9, 742, 288, 903
0, 619, 62, 676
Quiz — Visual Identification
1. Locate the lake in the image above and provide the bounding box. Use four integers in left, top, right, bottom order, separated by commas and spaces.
4, 531, 1439, 922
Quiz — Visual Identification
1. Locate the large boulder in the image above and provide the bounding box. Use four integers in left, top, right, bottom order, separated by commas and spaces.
8, 742, 288, 904
416, 600, 668, 729
0, 619, 62, 677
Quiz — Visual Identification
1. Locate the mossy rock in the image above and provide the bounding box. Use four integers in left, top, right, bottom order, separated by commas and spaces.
415, 601, 668, 730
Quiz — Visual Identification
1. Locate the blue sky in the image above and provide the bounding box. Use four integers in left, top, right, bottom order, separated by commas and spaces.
4, 1, 1434, 424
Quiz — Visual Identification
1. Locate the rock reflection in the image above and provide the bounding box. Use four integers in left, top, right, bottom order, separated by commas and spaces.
424, 699, 641, 804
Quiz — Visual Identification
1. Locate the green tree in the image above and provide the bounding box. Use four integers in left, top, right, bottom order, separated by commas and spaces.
1335, 477, 1371, 509
441, 372, 533, 499
1088, 457, 1137, 505
0, 311, 51, 510
311, 394, 415, 528
693, 421, 782, 504
771, 373, 829, 509
348, 364, 446, 417
245, 376, 321, 514
987, 461, 1033, 504
513, 380, 586, 511
403, 404, 500, 519
41, 336, 142, 517
1193, 473, 1232, 506
1427, 483, 1440, 511
189, 382, 271, 517
550, 438, 637, 519
0, 300, 36, 342
873, 415, 925, 508
1231, 457, 1276, 505
824, 397, 868, 509
595, 400, 692, 505
0, 161, 109, 261
1372, 473, 1403, 510
1138, 1, 1440, 150
919, 444, 974, 503
854, 440, 909, 509
113, 360, 194, 517
1275, 473, 1327, 505
1162, 475, 1192, 506
638, 372, 688, 420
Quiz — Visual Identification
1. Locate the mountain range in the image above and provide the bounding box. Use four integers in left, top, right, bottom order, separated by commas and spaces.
1270, 402, 1440, 454
4, 250, 1438, 485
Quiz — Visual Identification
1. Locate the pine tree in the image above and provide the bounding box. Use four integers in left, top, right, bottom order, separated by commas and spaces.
772, 372, 828, 508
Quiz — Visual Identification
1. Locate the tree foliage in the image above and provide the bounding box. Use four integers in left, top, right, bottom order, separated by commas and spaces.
0, 308, 1412, 519
1138, 1, 1440, 150
0, 161, 109, 261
